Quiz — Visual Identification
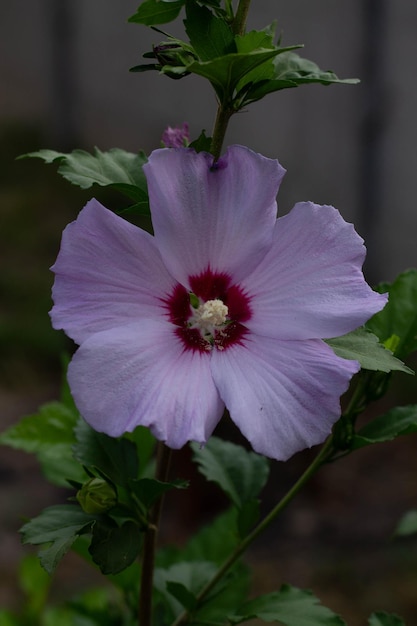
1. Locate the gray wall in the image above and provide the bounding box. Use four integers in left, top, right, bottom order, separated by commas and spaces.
1, 0, 416, 281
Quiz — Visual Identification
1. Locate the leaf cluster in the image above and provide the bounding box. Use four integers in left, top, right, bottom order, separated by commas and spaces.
0, 390, 189, 577
128, 0, 358, 113
2, 405, 413, 624
328, 270, 417, 457
135, 439, 409, 625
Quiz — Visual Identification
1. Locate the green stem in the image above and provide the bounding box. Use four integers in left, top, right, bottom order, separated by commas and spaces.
139, 443, 172, 626
209, 105, 233, 161
170, 436, 334, 626
208, 0, 252, 159
232, 0, 252, 35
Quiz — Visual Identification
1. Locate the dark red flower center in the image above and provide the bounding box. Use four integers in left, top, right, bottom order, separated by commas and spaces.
164, 268, 252, 353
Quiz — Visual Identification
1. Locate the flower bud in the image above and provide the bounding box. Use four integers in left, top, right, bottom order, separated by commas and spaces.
76, 477, 117, 514
152, 42, 197, 79
162, 123, 190, 148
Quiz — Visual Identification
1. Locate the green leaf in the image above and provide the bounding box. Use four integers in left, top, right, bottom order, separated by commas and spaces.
73, 419, 139, 488
22, 147, 150, 213
19, 553, 51, 616
184, 0, 235, 62
155, 559, 250, 624
235, 26, 276, 54
154, 561, 217, 619
231, 584, 346, 625
20, 505, 96, 574
187, 47, 297, 103
189, 129, 212, 153
237, 498, 260, 538
126, 425, 156, 477
367, 269, 417, 360
195, 565, 250, 625
107, 559, 141, 597
89, 519, 142, 574
42, 607, 80, 626
394, 510, 417, 537
352, 405, 417, 450
0, 401, 85, 486
368, 612, 406, 626
191, 437, 269, 509
326, 328, 413, 374
166, 581, 197, 611
240, 51, 358, 106
0, 401, 77, 453
0, 611, 20, 626
159, 508, 239, 567
130, 477, 188, 510
128, 0, 185, 26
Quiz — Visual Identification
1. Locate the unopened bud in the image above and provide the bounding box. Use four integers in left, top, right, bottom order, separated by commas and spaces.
162, 123, 190, 148
76, 477, 117, 514
153, 42, 197, 79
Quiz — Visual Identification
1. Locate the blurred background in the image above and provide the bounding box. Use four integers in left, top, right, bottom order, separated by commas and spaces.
1, 0, 416, 623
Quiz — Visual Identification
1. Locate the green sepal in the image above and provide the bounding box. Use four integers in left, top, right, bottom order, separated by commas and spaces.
351, 404, 417, 450
20, 504, 97, 574
191, 437, 269, 509
326, 327, 414, 374
366, 269, 417, 361
128, 0, 185, 26
20, 147, 150, 215
230, 584, 346, 625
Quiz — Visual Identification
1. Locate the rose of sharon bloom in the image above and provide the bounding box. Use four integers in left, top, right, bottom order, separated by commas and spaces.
51, 146, 387, 461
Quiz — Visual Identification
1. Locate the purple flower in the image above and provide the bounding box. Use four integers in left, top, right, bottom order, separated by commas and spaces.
51, 146, 387, 460
161, 123, 190, 148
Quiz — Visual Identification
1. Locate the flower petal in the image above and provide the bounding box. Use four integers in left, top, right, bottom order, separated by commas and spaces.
211, 335, 359, 461
144, 145, 285, 286
68, 320, 224, 447
51, 199, 176, 344
241, 202, 387, 340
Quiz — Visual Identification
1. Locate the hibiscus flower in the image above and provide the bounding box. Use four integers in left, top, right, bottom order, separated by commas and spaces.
50, 145, 386, 460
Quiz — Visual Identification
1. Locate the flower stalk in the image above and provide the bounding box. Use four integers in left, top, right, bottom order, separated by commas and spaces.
232, 0, 252, 35
209, 105, 233, 161
139, 442, 172, 626
209, 0, 252, 159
